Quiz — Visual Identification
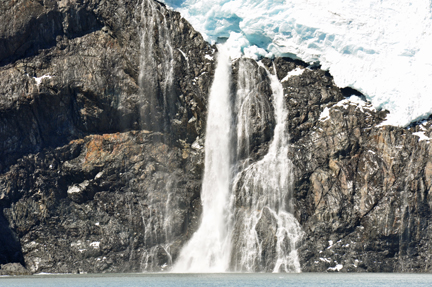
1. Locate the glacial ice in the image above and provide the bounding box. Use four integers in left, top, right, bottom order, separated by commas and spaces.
162, 0, 432, 127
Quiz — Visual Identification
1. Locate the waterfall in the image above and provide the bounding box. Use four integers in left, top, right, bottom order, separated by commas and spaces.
138, 0, 175, 132
136, 0, 302, 273
230, 62, 303, 272
172, 45, 303, 271
137, 0, 177, 271
172, 44, 234, 272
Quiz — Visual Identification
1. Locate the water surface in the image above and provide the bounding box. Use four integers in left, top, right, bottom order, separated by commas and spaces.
2, 273, 432, 287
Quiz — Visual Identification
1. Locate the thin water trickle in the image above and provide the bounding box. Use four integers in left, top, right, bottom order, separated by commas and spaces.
138, 0, 177, 271
138, 0, 175, 133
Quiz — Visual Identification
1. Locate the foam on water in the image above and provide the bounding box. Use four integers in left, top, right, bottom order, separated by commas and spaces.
161, 0, 432, 127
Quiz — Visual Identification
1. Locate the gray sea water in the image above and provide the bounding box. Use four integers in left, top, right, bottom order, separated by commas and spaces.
1, 273, 432, 287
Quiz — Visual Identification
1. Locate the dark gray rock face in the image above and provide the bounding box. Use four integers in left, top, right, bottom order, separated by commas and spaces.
1, 0, 432, 275
1, 131, 203, 273
0, 0, 214, 171
0, 0, 210, 273
276, 60, 432, 272
232, 58, 275, 162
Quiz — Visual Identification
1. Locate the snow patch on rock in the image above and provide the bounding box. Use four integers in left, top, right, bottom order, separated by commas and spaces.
327, 264, 343, 271
90, 242, 100, 249
413, 131, 431, 142
33, 75, 52, 86
319, 107, 330, 121
281, 67, 305, 82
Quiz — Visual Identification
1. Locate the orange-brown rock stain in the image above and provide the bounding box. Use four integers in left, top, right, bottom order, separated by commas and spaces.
83, 133, 127, 167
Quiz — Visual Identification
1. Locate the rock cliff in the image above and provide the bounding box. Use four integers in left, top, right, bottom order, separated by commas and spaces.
1, 0, 432, 275
0, 0, 211, 273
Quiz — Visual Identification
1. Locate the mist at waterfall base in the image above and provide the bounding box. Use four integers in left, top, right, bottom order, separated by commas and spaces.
172, 41, 302, 272
172, 45, 234, 272
161, 0, 432, 127
4, 273, 432, 287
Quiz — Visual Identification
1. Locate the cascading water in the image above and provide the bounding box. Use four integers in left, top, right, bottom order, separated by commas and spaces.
230, 62, 303, 272
234, 59, 274, 162
138, 0, 175, 132
138, 172, 178, 271
137, 0, 177, 271
172, 44, 234, 272
173, 43, 303, 272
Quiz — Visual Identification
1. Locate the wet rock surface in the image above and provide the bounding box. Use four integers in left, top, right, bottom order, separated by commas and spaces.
232, 58, 275, 162
1, 0, 432, 275
0, 263, 31, 276
0, 131, 203, 273
276, 59, 432, 272
0, 0, 214, 172
0, 0, 208, 274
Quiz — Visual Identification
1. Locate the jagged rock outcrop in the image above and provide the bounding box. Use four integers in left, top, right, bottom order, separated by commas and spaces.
232, 58, 275, 162
0, 0, 214, 171
271, 58, 432, 272
0, 0, 212, 274
1, 0, 432, 275
1, 131, 203, 273
0, 263, 31, 276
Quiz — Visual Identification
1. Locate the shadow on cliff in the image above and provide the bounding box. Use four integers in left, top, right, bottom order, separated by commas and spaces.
0, 209, 25, 267
0, 4, 103, 67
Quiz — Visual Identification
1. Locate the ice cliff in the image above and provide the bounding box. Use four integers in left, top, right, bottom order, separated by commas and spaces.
162, 0, 432, 127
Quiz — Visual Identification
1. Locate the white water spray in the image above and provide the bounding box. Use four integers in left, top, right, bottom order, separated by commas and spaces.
173, 53, 303, 272
230, 63, 303, 272
173, 44, 234, 272
138, 0, 175, 130
137, 0, 177, 271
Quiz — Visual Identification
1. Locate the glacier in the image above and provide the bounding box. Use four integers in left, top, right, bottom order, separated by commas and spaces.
161, 0, 432, 127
